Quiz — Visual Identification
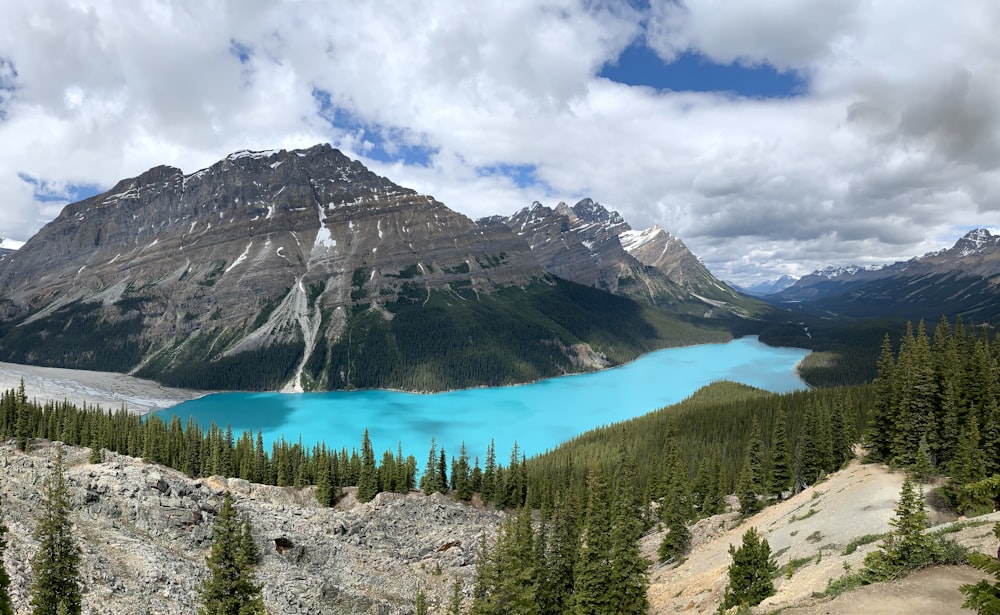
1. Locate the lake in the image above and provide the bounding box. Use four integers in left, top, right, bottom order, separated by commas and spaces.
155, 336, 809, 463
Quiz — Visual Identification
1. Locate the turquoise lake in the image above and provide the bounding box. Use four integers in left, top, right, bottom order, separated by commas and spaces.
155, 336, 809, 462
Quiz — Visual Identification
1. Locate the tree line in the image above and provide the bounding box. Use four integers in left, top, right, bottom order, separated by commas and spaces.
867, 317, 1000, 514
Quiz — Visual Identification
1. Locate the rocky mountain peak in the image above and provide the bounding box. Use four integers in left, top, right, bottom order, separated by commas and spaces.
951, 228, 1000, 258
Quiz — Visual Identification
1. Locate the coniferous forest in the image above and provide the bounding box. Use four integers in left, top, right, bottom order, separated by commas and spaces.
3, 316, 1000, 612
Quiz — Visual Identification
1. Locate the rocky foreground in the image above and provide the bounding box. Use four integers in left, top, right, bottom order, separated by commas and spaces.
0, 440, 502, 614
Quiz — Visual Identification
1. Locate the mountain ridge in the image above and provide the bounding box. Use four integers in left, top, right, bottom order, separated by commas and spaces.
769, 228, 1000, 321
0, 144, 741, 391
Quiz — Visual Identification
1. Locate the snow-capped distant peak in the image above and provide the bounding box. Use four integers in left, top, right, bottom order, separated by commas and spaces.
0, 237, 25, 251
816, 263, 887, 278
953, 228, 999, 257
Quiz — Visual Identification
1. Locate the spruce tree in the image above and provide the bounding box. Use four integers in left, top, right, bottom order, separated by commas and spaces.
767, 408, 792, 499
862, 475, 939, 579
454, 443, 472, 502
867, 334, 897, 461
356, 429, 379, 502
414, 589, 428, 615
446, 578, 464, 615
721, 527, 777, 610
482, 439, 496, 505
420, 438, 439, 495
571, 467, 613, 614
197, 492, 265, 615
29, 447, 82, 615
610, 448, 649, 614
959, 522, 1000, 613
0, 494, 12, 615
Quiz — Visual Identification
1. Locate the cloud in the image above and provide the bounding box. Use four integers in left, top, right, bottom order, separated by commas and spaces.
0, 0, 999, 286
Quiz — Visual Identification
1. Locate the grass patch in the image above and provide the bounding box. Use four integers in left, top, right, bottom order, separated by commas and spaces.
806, 530, 824, 544
842, 533, 883, 556
789, 508, 820, 523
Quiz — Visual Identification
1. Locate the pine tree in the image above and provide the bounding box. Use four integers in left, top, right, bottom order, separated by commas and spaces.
570, 467, 613, 614
29, 447, 82, 615
950, 417, 992, 514
454, 443, 472, 502
767, 408, 792, 498
446, 578, 464, 615
420, 438, 439, 495
197, 492, 265, 615
609, 448, 649, 614
357, 429, 379, 502
867, 334, 897, 461
959, 522, 1000, 613
736, 446, 761, 516
721, 527, 777, 610
0, 494, 13, 615
414, 589, 428, 615
863, 475, 940, 579
482, 439, 496, 505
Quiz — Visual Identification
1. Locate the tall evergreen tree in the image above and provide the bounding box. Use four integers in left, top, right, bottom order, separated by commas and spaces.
454, 443, 472, 502
482, 439, 496, 505
867, 333, 897, 461
420, 438, 439, 495
0, 493, 13, 615
571, 467, 613, 614
767, 408, 792, 499
197, 492, 265, 615
609, 447, 649, 614
357, 429, 379, 502
721, 527, 777, 610
29, 447, 81, 615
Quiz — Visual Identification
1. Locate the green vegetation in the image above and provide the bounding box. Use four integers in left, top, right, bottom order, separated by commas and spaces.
197, 492, 265, 615
29, 447, 81, 615
721, 527, 777, 610
137, 333, 304, 391
959, 522, 1000, 613
820, 475, 967, 598
867, 317, 1000, 515
311, 278, 730, 391
0, 299, 149, 373
0, 484, 11, 615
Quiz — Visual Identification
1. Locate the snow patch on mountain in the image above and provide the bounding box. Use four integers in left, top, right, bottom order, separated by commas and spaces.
0, 238, 25, 251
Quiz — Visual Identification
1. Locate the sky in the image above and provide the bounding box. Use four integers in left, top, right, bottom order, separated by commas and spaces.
1, 1, 999, 285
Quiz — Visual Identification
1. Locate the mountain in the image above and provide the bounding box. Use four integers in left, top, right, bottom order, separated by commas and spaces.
0, 236, 23, 260
736, 275, 799, 297
482, 200, 761, 317
768, 228, 1000, 320
0, 145, 730, 391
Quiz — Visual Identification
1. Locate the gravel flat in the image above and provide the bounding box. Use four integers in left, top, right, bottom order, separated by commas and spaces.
0, 361, 203, 414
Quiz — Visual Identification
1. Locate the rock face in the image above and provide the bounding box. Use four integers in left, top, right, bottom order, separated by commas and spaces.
0, 145, 548, 388
0, 145, 754, 390
0, 441, 501, 614
486, 199, 754, 313
770, 228, 1000, 320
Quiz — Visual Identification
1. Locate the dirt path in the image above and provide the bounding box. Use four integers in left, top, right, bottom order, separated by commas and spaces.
0, 361, 203, 414
646, 457, 1000, 614
779, 565, 989, 615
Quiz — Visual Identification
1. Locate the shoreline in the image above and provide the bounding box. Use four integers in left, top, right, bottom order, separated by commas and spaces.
0, 361, 205, 415
0, 335, 812, 412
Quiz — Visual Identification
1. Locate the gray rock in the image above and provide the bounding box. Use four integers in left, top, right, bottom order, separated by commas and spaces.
0, 441, 501, 614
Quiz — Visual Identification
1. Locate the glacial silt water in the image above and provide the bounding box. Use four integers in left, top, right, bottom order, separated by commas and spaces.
156, 336, 808, 461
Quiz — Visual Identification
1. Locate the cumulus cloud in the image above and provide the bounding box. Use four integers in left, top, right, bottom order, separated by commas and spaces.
0, 0, 999, 284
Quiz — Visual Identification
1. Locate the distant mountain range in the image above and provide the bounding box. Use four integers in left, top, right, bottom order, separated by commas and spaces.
767, 228, 1000, 321
0, 237, 24, 259
0, 145, 759, 391
735, 275, 799, 297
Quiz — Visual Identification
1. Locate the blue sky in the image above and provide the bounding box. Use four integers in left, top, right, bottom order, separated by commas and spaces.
1, 1, 999, 284
600, 45, 805, 98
